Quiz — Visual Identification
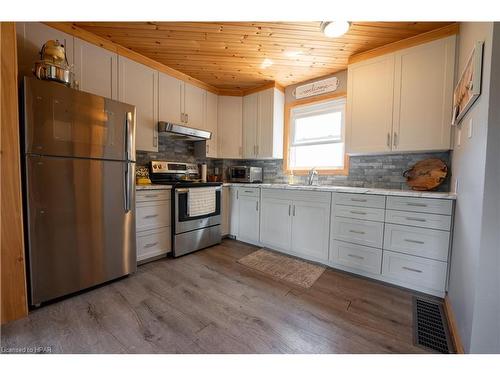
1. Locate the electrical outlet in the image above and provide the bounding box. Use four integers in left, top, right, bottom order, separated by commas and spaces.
468, 118, 473, 138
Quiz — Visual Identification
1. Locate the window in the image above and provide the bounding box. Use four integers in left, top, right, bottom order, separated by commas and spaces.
286, 97, 347, 174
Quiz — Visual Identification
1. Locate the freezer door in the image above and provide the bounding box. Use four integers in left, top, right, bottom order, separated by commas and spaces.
26, 155, 136, 305
23, 77, 135, 161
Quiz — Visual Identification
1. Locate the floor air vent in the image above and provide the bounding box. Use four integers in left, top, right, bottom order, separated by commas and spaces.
413, 297, 454, 353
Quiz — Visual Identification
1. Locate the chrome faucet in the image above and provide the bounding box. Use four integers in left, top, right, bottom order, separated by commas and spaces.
307, 167, 319, 186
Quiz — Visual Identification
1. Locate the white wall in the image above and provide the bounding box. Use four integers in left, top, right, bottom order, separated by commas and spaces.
469, 23, 500, 354
448, 22, 500, 353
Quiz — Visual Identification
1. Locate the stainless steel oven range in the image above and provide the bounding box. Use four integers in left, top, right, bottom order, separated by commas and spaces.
149, 161, 222, 257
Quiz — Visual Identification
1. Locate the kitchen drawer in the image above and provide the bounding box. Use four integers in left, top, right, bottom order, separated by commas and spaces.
387, 196, 453, 215
136, 189, 171, 202
332, 216, 384, 248
136, 200, 171, 231
137, 227, 171, 262
334, 192, 386, 209
382, 250, 447, 292
238, 187, 260, 197
385, 209, 451, 231
330, 240, 382, 275
384, 224, 450, 261
334, 205, 385, 222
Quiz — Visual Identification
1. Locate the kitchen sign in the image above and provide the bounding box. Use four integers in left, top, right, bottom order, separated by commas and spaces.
293, 77, 340, 99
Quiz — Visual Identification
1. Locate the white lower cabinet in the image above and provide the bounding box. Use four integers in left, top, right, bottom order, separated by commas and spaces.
291, 200, 330, 261
231, 187, 454, 297
260, 197, 292, 251
259, 189, 331, 262
330, 240, 382, 275
237, 189, 260, 245
382, 250, 448, 292
136, 189, 172, 263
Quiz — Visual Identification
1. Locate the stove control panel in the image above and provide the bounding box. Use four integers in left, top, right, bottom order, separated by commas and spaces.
150, 160, 199, 175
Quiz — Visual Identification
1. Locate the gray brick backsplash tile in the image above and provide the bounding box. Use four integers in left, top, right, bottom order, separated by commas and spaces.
137, 134, 451, 191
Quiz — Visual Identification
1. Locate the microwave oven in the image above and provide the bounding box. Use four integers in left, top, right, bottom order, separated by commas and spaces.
228, 166, 263, 183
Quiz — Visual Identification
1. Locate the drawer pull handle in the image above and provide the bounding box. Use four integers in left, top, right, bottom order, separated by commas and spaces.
144, 194, 159, 198
350, 198, 367, 202
350, 210, 367, 215
144, 214, 159, 219
348, 254, 365, 260
402, 266, 423, 273
349, 229, 366, 235
144, 242, 159, 248
404, 239, 425, 245
405, 217, 426, 222
245, 190, 254, 193
406, 202, 428, 207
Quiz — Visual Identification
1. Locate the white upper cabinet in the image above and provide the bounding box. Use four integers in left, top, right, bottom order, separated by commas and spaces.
16, 22, 74, 79
158, 72, 183, 124
183, 83, 206, 129
205, 91, 218, 157
218, 96, 243, 159
392, 36, 456, 151
258, 88, 284, 159
242, 92, 259, 158
347, 54, 395, 154
347, 36, 456, 154
242, 88, 284, 159
118, 56, 158, 152
74, 38, 118, 100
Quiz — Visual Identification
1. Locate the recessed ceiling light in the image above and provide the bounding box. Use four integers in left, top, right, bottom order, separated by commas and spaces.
261, 58, 273, 68
321, 21, 350, 38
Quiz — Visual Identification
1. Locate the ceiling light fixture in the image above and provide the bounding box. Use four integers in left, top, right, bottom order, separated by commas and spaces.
321, 21, 351, 38
261, 58, 273, 68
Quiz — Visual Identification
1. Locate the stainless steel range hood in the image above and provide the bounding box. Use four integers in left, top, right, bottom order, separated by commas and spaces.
158, 121, 211, 141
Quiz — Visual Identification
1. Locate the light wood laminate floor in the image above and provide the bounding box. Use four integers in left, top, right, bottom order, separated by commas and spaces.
1, 239, 428, 353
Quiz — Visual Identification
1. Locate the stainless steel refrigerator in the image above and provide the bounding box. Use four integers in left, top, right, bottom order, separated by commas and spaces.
22, 77, 137, 306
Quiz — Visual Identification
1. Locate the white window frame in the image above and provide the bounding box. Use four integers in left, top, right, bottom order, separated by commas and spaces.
288, 97, 347, 171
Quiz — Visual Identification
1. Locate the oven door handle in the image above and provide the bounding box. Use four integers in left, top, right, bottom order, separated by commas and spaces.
175, 187, 221, 194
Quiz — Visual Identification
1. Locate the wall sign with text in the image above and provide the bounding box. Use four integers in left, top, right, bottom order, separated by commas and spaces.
293, 77, 340, 99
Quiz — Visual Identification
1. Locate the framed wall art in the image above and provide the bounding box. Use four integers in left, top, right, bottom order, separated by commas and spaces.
452, 41, 484, 126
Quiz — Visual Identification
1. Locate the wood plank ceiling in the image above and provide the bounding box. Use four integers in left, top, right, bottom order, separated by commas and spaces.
74, 22, 454, 91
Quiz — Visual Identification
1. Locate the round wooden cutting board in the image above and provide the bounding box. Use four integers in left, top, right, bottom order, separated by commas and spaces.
403, 159, 448, 191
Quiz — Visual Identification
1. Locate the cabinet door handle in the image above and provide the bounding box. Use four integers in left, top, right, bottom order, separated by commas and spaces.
349, 229, 365, 235
206, 144, 209, 154
402, 266, 423, 273
144, 214, 159, 219
236, 190, 239, 200
288, 204, 291, 216
292, 205, 296, 216
393, 132, 398, 147
350, 210, 367, 215
348, 254, 365, 260
404, 239, 425, 245
387, 132, 391, 147
405, 217, 426, 222
406, 202, 428, 207
144, 241, 159, 248
350, 198, 367, 202
185, 113, 189, 123
256, 201, 259, 211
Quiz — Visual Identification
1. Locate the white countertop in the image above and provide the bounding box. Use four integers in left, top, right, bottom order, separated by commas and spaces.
222, 183, 456, 200
136, 184, 172, 191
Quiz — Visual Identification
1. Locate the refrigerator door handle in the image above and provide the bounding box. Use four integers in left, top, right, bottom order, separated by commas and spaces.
124, 162, 133, 212
125, 111, 134, 161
